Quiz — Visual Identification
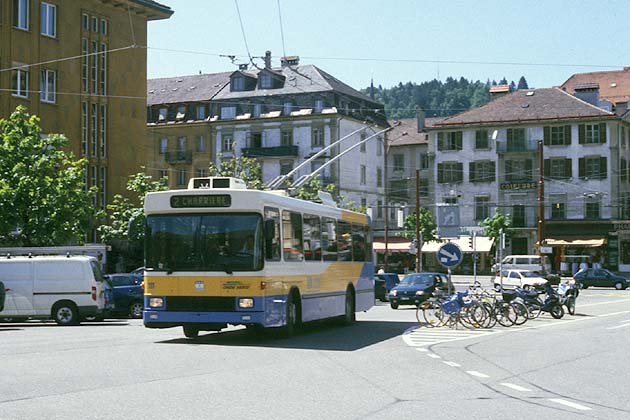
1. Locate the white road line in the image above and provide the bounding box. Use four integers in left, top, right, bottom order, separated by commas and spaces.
580, 299, 630, 308
427, 353, 441, 359
443, 361, 461, 367
415, 348, 428, 352
500, 382, 532, 392
606, 323, 630, 330
466, 370, 490, 378
548, 398, 592, 411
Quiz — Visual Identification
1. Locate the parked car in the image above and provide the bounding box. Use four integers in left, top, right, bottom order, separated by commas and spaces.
104, 273, 144, 318
573, 268, 629, 290
374, 273, 400, 301
494, 269, 548, 291
131, 267, 145, 275
0, 280, 5, 312
388, 272, 450, 309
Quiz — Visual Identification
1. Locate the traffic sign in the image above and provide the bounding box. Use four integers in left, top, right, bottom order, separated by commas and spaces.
437, 242, 463, 268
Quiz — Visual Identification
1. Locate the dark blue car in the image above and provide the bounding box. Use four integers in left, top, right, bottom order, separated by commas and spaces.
388, 272, 451, 309
374, 273, 400, 301
104, 274, 144, 319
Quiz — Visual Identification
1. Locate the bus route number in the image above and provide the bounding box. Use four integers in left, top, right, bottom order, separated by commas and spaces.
170, 194, 231, 208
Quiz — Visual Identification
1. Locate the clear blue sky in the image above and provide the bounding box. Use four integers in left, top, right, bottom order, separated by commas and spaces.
147, 0, 630, 91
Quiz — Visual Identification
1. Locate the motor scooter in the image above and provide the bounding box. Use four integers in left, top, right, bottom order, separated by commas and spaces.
556, 280, 579, 315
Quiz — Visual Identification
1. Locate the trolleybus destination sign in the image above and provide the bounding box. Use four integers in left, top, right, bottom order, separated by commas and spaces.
170, 194, 232, 208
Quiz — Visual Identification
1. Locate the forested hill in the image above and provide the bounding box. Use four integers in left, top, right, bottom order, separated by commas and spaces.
362, 76, 529, 119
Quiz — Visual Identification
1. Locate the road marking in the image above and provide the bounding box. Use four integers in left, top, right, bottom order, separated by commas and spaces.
548, 398, 592, 411
403, 326, 499, 347
443, 361, 461, 367
466, 370, 490, 378
606, 322, 630, 330
427, 353, 441, 359
500, 383, 531, 392
415, 348, 428, 352
580, 299, 630, 308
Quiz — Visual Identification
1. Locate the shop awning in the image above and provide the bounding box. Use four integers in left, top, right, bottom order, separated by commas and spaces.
544, 238, 606, 247
373, 240, 411, 253
374, 236, 494, 253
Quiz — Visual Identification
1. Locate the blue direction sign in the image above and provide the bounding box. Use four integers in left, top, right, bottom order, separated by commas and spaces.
437, 242, 463, 268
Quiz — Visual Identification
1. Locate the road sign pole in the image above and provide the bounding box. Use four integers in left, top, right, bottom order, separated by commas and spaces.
448, 268, 452, 295
472, 231, 477, 285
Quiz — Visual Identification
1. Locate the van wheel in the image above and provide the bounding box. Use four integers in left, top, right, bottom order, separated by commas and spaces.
53, 303, 79, 326
129, 302, 144, 319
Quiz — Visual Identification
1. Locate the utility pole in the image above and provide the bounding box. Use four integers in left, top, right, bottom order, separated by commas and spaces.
538, 140, 545, 258
415, 169, 421, 272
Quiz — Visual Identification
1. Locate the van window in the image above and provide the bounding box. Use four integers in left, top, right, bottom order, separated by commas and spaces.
503, 257, 513, 264
90, 261, 104, 282
515, 257, 530, 264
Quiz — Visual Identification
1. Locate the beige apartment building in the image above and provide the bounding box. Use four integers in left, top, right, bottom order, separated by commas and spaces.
0, 0, 172, 238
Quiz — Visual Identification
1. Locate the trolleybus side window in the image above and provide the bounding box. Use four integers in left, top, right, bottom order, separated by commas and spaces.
303, 214, 321, 261
337, 221, 353, 261
322, 217, 337, 261
264, 207, 281, 261
282, 210, 304, 261
364, 224, 373, 262
352, 223, 366, 262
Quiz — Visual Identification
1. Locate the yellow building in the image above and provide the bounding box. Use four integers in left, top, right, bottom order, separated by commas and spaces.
0, 0, 172, 238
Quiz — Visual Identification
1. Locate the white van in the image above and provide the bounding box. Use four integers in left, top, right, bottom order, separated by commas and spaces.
491, 255, 545, 274
0, 255, 109, 325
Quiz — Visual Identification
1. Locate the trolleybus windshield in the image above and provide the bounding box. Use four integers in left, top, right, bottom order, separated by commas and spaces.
145, 213, 263, 272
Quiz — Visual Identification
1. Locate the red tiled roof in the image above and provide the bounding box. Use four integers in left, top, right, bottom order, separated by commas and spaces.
562, 67, 630, 104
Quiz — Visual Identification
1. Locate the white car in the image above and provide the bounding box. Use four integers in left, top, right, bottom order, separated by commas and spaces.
494, 269, 548, 291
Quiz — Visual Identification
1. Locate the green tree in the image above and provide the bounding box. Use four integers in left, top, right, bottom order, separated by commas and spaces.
517, 76, 529, 89
98, 172, 168, 246
397, 207, 438, 243
0, 106, 97, 246
479, 208, 512, 246
209, 153, 264, 190
294, 177, 337, 202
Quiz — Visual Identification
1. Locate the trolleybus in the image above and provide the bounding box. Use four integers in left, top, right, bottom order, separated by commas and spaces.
143, 177, 374, 338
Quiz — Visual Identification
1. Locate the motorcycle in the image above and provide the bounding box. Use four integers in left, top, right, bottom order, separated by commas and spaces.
556, 280, 579, 315
507, 284, 564, 319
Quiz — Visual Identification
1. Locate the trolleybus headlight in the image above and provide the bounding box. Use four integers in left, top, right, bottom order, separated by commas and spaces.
149, 297, 164, 308
238, 298, 254, 308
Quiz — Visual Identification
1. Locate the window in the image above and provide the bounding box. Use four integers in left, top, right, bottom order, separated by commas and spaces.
551, 197, 566, 220
159, 138, 168, 154
377, 200, 383, 219
40, 69, 56, 103
337, 221, 352, 261
283, 101, 293, 116
81, 38, 88, 93
579, 123, 606, 145
505, 159, 533, 182
544, 125, 571, 146
512, 204, 526, 227
312, 127, 323, 147
475, 196, 490, 221
419, 153, 430, 170
177, 169, 187, 186
280, 159, 293, 175
253, 103, 262, 118
195, 168, 207, 178
314, 99, 324, 113
81, 102, 88, 156
264, 207, 281, 261
360, 165, 366, 185
437, 162, 464, 183
221, 134, 233, 152
248, 132, 262, 148
13, 0, 29, 29
469, 161, 496, 183
360, 133, 366, 153
322, 217, 337, 261
91, 41, 98, 94
220, 106, 236, 120
377, 139, 383, 156
437, 131, 463, 151
12, 68, 29, 97
158, 169, 168, 183
281, 130, 292, 147
303, 214, 321, 261
91, 104, 97, 156
579, 156, 607, 179
622, 159, 628, 182
544, 158, 572, 179
393, 154, 404, 172
585, 201, 600, 219
282, 211, 303, 261
99, 43, 107, 95
100, 167, 106, 209
475, 130, 488, 149
100, 18, 108, 35
91, 166, 97, 206
91, 15, 98, 32
82, 13, 89, 31
176, 106, 186, 121
196, 135, 206, 152
507, 128, 526, 150
158, 107, 167, 122
352, 224, 366, 262
196, 105, 206, 120
40, 2, 56, 37
99, 104, 107, 158
177, 136, 187, 152
260, 73, 272, 89
377, 167, 383, 187
231, 76, 244, 91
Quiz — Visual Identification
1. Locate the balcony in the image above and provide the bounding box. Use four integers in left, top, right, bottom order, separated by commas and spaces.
496, 139, 539, 153
165, 150, 193, 164
242, 145, 299, 157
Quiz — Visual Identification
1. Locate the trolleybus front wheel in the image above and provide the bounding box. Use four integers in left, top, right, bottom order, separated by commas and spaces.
183, 324, 199, 339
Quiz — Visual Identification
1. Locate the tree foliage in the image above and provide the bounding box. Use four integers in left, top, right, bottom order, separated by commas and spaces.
98, 172, 168, 245
479, 208, 512, 242
364, 75, 529, 119
209, 153, 264, 190
397, 207, 438, 243
0, 106, 97, 246
294, 177, 337, 202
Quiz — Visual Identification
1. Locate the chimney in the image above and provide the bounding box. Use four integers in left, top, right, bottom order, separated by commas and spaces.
573, 83, 600, 106
264, 51, 272, 69
281, 56, 300, 67
489, 84, 511, 101
416, 108, 426, 133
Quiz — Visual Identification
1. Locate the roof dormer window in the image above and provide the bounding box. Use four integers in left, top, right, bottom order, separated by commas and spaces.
232, 75, 245, 92
260, 73, 272, 89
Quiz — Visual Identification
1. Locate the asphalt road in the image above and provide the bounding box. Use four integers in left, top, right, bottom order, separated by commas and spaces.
1, 286, 629, 420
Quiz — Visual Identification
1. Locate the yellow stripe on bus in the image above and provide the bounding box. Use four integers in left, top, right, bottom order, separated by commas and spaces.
341, 211, 368, 224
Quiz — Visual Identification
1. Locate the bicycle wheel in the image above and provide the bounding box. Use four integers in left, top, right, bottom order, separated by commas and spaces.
527, 301, 543, 319
511, 301, 529, 325
481, 302, 497, 329
465, 302, 488, 329
496, 301, 517, 327
422, 301, 445, 327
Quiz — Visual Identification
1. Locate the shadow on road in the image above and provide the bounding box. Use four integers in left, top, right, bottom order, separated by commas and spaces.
156, 319, 417, 351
